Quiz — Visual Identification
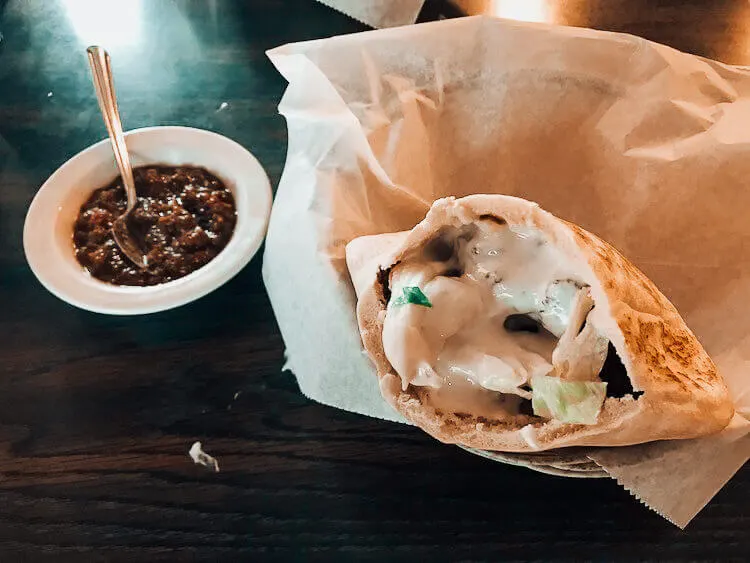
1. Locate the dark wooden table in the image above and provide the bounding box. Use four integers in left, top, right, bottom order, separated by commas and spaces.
0, 0, 747, 560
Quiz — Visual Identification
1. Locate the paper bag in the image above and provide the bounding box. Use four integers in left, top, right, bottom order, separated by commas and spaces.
264, 16, 749, 527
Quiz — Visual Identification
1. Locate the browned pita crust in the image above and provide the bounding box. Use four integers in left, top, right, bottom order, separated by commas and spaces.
346, 195, 734, 452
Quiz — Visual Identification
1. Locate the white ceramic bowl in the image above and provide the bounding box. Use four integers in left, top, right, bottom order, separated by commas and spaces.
23, 126, 272, 315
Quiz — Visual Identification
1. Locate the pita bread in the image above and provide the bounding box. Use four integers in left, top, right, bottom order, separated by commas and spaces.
346, 195, 734, 452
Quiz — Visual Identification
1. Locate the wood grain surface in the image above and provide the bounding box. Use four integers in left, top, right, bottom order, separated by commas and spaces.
0, 0, 747, 560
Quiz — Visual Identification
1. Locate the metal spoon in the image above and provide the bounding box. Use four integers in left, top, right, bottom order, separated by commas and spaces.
86, 45, 148, 269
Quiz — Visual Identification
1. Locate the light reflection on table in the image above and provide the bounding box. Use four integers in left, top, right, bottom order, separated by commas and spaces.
449, 0, 750, 64
62, 0, 144, 47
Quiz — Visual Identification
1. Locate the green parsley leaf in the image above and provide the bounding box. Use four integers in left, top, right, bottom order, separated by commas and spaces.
392, 286, 432, 308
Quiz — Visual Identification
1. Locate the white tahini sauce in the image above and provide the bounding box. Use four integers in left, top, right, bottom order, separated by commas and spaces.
381, 219, 599, 418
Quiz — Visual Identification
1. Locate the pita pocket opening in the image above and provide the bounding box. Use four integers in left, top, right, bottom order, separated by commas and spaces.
346, 195, 734, 452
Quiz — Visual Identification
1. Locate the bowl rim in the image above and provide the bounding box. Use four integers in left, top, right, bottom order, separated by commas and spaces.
23, 125, 272, 315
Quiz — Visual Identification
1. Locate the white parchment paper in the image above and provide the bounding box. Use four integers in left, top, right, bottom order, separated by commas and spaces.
314, 0, 425, 29
264, 16, 750, 527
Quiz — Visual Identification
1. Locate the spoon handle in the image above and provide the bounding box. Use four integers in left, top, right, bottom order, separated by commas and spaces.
86, 46, 137, 211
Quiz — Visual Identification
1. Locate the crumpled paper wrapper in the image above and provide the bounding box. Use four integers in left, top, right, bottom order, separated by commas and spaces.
314, 0, 425, 29
264, 16, 750, 527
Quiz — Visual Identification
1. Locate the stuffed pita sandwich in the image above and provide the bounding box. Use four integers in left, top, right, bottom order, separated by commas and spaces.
346, 195, 734, 452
